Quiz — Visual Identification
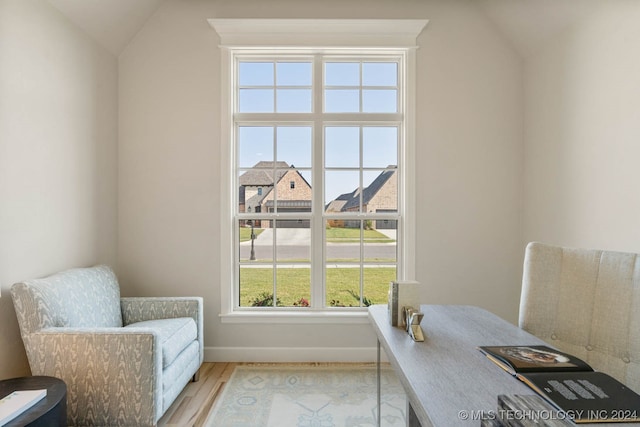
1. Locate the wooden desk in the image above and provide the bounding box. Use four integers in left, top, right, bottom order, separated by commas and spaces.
368, 304, 635, 427
0, 376, 66, 426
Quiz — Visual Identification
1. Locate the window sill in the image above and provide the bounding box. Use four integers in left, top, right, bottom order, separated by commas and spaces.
219, 309, 371, 324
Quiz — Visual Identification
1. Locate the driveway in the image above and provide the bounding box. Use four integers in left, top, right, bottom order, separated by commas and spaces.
250, 228, 310, 245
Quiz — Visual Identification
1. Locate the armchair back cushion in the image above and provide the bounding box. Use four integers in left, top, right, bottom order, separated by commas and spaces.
12, 265, 122, 333
519, 242, 640, 393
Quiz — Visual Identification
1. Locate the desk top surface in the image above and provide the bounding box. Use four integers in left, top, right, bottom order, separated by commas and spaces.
368, 304, 634, 427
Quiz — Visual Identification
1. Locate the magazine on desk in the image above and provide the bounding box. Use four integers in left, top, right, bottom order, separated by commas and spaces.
478, 345, 640, 423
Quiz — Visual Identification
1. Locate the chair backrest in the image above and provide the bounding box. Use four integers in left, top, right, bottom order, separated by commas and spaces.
11, 265, 123, 339
519, 242, 640, 393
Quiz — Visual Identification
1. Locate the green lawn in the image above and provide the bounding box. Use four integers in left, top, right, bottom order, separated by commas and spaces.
238, 226, 395, 307
239, 267, 395, 307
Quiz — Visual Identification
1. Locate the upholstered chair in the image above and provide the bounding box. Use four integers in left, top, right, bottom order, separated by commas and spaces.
519, 242, 640, 393
11, 265, 203, 426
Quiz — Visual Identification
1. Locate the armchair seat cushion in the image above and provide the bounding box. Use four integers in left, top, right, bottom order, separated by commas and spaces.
125, 317, 197, 368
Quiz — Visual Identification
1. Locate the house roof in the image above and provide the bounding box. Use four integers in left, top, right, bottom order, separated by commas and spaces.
239, 161, 290, 186
339, 167, 397, 211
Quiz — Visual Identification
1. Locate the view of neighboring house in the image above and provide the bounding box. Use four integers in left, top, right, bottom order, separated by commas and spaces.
239, 161, 312, 227
239, 161, 398, 230
326, 166, 398, 229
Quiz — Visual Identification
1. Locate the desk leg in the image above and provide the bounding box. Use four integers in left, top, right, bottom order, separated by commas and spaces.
377, 339, 381, 427
408, 403, 421, 427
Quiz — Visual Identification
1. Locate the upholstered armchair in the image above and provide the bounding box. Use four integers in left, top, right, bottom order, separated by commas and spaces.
11, 265, 203, 426
519, 242, 640, 393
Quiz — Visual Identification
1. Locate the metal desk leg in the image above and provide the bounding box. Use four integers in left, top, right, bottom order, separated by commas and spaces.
377, 339, 381, 427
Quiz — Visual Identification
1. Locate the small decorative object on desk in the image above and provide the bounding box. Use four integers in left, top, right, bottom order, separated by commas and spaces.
388, 280, 420, 326
402, 306, 425, 342
0, 389, 47, 426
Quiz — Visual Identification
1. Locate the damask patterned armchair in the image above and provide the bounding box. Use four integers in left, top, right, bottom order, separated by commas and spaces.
11, 265, 203, 426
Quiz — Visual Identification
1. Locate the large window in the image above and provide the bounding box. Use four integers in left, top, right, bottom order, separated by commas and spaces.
211, 19, 425, 319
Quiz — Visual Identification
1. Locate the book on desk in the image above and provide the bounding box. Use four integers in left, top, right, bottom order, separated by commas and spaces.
478, 345, 640, 424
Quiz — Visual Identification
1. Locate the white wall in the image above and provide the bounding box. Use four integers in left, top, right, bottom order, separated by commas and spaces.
523, 2, 640, 253
0, 0, 118, 379
5, 0, 638, 369
118, 0, 523, 362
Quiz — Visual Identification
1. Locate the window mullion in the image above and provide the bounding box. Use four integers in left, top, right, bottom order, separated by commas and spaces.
272, 126, 278, 307
312, 54, 325, 310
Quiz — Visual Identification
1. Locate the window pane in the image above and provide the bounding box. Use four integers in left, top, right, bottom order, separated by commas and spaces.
325, 170, 360, 213
238, 219, 270, 260
363, 89, 397, 113
276, 221, 310, 262
325, 90, 359, 112
363, 127, 397, 168
325, 62, 359, 86
240, 266, 274, 307
362, 169, 397, 213
274, 221, 311, 307
276, 89, 312, 112
277, 127, 312, 168
276, 62, 312, 86
239, 217, 274, 307
325, 220, 362, 307
326, 267, 362, 307
238, 171, 273, 214
325, 126, 359, 168
363, 266, 396, 305
238, 161, 274, 214
364, 222, 397, 262
239, 62, 273, 86
271, 169, 312, 212
363, 62, 397, 86
239, 89, 274, 112
277, 266, 311, 307
238, 126, 273, 168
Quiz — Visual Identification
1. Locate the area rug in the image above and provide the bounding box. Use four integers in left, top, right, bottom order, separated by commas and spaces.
205, 364, 406, 427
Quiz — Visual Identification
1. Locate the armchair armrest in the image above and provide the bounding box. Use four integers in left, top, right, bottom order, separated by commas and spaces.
121, 297, 204, 363
28, 327, 163, 426
120, 297, 202, 325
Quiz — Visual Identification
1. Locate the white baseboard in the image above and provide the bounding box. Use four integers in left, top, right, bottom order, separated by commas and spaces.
204, 346, 389, 363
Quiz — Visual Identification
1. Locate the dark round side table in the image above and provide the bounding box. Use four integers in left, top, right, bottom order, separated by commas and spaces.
0, 376, 66, 426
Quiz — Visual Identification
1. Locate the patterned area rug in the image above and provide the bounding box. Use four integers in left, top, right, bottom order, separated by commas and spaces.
205, 364, 406, 427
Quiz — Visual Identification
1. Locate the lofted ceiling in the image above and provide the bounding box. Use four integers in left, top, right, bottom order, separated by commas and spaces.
46, 0, 165, 56
475, 0, 607, 57
47, 0, 608, 58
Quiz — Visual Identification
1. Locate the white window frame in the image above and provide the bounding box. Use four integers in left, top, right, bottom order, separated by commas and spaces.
210, 19, 427, 323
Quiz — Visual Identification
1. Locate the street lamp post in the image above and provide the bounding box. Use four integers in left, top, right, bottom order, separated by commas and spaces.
250, 220, 256, 261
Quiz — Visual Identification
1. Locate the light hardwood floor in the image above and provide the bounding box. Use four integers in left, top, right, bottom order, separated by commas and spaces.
158, 362, 237, 427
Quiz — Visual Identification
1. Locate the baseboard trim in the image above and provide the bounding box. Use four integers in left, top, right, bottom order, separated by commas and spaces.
204, 346, 389, 363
